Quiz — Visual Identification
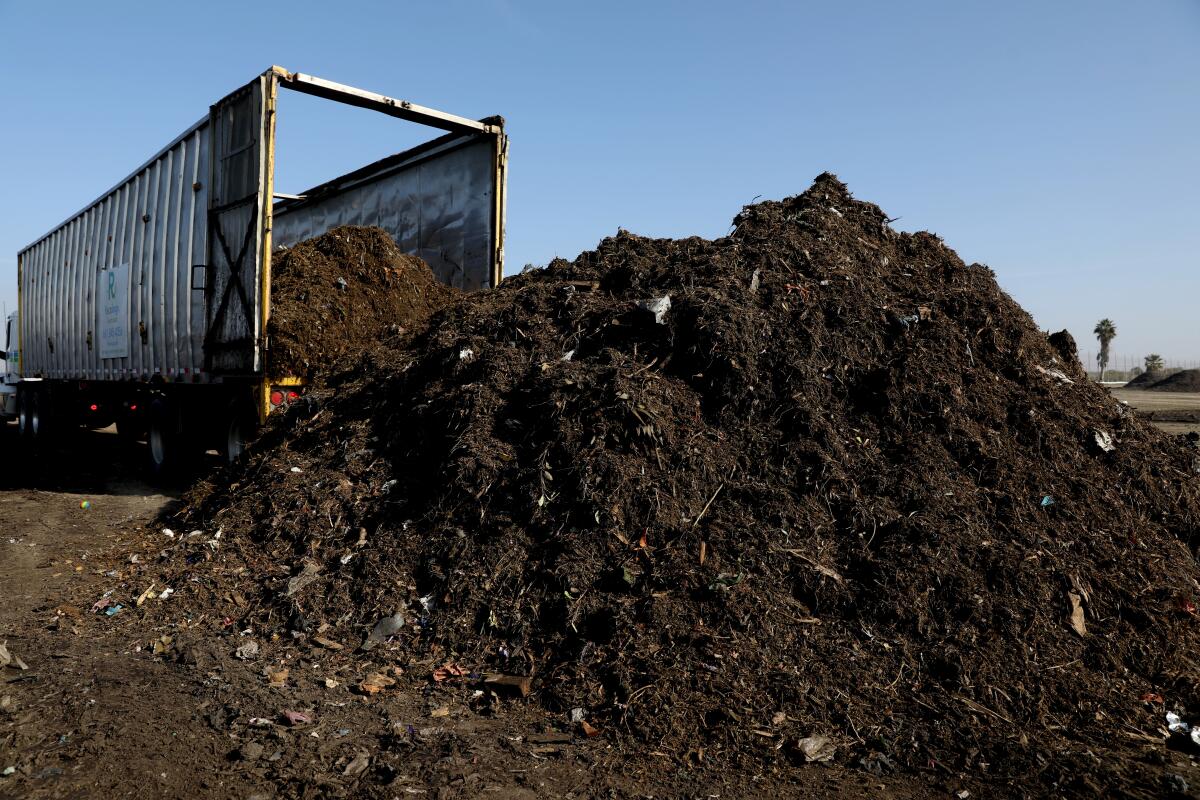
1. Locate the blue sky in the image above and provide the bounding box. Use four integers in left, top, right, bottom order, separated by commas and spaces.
1, 0, 1197, 364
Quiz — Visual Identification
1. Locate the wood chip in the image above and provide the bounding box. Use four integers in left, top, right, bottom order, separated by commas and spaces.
1068, 591, 1087, 636
359, 672, 396, 695
312, 636, 343, 651
484, 673, 532, 696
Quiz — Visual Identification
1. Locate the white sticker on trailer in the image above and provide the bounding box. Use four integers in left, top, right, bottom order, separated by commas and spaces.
99, 263, 130, 359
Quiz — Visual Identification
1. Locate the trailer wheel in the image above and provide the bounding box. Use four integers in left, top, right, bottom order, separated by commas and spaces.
221, 401, 258, 465
147, 397, 184, 479
16, 389, 32, 439
28, 389, 49, 442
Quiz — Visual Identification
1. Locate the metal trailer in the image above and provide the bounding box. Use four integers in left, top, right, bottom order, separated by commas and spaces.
11, 66, 507, 476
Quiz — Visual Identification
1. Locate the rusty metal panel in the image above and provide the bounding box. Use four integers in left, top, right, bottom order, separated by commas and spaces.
272, 132, 504, 291
18, 122, 211, 382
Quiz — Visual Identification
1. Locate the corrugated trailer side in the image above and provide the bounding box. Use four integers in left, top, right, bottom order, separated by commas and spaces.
18, 121, 210, 383
13, 66, 506, 479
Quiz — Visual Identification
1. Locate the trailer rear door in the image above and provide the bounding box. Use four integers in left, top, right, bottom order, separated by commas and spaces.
205, 75, 275, 373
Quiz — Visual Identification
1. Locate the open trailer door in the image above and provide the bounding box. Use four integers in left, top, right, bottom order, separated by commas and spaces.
204, 73, 276, 373
269, 70, 506, 292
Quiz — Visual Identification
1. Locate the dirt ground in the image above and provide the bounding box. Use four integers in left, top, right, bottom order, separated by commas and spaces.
1111, 388, 1200, 436
0, 425, 942, 799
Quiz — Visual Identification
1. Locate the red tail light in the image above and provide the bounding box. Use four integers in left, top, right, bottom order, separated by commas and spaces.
270, 390, 285, 407
89, 404, 98, 412
287, 391, 300, 401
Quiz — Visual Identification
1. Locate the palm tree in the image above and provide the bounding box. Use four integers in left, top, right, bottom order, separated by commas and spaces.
1093, 319, 1117, 381
1144, 353, 1164, 372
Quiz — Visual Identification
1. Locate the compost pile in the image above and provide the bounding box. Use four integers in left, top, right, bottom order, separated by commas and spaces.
1147, 369, 1200, 393
266, 225, 456, 382
1125, 369, 1172, 389
166, 175, 1200, 795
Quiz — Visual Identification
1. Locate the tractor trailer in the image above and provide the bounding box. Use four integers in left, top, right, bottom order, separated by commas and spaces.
2, 66, 507, 476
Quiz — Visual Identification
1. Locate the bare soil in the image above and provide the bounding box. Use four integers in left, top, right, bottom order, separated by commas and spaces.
1111, 388, 1200, 437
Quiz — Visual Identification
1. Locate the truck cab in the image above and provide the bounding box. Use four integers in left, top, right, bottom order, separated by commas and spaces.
0, 311, 17, 421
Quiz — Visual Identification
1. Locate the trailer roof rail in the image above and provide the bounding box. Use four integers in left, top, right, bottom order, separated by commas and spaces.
271, 67, 502, 136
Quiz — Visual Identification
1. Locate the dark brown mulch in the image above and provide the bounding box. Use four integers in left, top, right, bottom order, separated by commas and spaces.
1125, 370, 1172, 389
153, 174, 1200, 798
1147, 369, 1200, 393
266, 225, 456, 383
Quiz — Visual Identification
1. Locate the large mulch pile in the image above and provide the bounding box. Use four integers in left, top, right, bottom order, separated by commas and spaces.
1124, 370, 1171, 389
1148, 369, 1200, 393
155, 175, 1200, 797
266, 225, 456, 382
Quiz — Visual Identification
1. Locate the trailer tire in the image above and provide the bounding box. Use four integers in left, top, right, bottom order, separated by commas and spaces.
16, 389, 32, 440
221, 400, 258, 466
28, 389, 49, 443
147, 397, 186, 480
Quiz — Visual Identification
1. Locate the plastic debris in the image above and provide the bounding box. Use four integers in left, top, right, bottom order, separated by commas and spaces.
1040, 495, 1055, 508
636, 295, 672, 325
342, 750, 370, 778
796, 734, 836, 762
569, 708, 586, 724
281, 710, 314, 726
858, 753, 896, 776
432, 662, 466, 683
79, 500, 91, 510
360, 612, 405, 651
1164, 711, 1200, 747
1034, 364, 1074, 384
0, 644, 27, 671
235, 640, 260, 661
158, 588, 175, 600
104, 604, 123, 617
1093, 430, 1115, 453
90, 592, 115, 613
285, 561, 322, 597
2, 766, 13, 776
